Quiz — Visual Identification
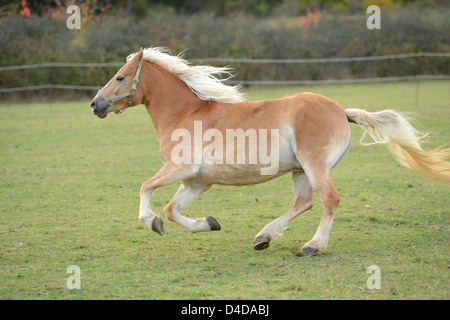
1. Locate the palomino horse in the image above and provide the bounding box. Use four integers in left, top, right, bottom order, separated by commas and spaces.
91, 47, 449, 256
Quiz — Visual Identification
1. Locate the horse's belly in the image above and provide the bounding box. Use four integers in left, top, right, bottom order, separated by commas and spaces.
196, 166, 298, 186
194, 143, 301, 186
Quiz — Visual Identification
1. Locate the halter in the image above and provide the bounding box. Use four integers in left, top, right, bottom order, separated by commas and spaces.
97, 59, 143, 114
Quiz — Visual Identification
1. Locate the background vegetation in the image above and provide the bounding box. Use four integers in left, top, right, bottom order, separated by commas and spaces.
0, 0, 449, 100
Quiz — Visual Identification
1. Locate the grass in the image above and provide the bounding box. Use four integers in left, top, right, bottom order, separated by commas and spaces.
0, 81, 449, 300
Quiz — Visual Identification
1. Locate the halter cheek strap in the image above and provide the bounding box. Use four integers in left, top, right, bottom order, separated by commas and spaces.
97, 59, 143, 114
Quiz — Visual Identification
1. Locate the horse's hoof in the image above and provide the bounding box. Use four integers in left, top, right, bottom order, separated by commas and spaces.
206, 216, 221, 231
151, 216, 164, 235
301, 245, 319, 257
254, 234, 271, 251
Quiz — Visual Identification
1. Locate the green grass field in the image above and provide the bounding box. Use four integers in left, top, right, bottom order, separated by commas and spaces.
0, 81, 449, 300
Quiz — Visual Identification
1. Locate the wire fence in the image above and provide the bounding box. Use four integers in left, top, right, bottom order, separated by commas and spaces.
0, 52, 449, 93
194, 52, 450, 64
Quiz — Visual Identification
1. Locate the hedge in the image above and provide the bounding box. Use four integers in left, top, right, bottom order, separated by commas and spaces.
0, 8, 448, 99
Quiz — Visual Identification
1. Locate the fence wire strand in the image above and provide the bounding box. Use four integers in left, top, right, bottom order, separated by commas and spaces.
1, 52, 449, 92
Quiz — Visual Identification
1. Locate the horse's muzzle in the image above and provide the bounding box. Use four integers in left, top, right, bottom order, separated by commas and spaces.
90, 95, 109, 118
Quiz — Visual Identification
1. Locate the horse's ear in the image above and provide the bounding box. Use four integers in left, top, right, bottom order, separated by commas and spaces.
134, 47, 144, 66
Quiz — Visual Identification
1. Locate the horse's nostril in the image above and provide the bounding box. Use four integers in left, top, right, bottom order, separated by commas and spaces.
90, 101, 96, 111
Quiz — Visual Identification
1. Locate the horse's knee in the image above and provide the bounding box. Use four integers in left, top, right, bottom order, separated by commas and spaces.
140, 181, 152, 195
163, 203, 175, 222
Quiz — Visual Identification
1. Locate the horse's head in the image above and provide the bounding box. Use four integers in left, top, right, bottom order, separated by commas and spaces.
91, 48, 144, 118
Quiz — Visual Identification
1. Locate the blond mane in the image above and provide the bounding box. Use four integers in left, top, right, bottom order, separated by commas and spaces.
127, 47, 245, 104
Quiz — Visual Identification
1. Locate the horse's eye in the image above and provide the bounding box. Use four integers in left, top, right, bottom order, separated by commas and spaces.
116, 76, 125, 81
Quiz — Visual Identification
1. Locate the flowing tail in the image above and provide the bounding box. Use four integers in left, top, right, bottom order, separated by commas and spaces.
345, 108, 450, 186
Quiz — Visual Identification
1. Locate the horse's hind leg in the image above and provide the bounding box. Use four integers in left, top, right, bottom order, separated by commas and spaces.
163, 182, 220, 233
301, 167, 340, 256
254, 171, 313, 250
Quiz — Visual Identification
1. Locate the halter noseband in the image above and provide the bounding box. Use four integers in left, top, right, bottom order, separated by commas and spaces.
97, 59, 143, 114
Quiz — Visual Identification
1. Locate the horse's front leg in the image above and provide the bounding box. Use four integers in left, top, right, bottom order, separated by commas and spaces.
163, 182, 219, 233
139, 161, 198, 235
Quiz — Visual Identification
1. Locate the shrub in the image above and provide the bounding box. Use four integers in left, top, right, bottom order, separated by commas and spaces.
0, 8, 448, 100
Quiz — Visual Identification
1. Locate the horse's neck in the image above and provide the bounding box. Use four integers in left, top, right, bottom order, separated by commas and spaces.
141, 62, 202, 139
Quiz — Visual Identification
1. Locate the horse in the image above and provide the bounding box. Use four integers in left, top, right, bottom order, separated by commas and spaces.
90, 47, 450, 256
